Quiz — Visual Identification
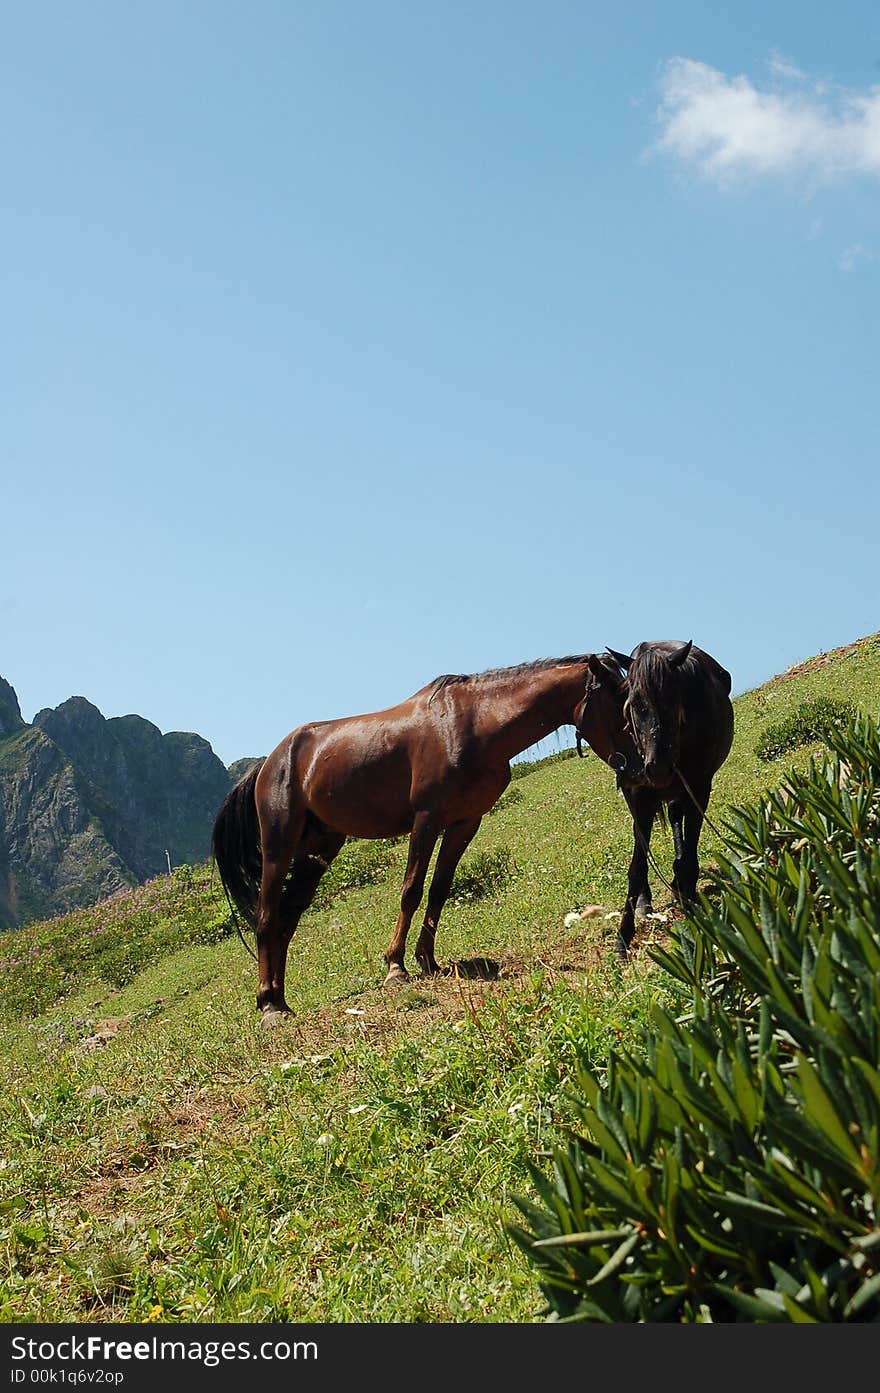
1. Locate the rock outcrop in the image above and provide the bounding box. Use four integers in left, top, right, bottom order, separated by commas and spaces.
0, 678, 238, 929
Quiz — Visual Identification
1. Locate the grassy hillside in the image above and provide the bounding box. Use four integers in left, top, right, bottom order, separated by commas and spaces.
1, 632, 879, 1322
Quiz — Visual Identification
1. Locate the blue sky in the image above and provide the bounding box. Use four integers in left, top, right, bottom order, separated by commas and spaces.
3, 2, 879, 767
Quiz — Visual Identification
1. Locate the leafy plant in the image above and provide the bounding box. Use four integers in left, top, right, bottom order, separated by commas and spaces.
510, 712, 880, 1322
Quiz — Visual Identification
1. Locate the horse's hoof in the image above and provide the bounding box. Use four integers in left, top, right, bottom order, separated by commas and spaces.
260, 1007, 290, 1028
614, 937, 631, 962
417, 961, 441, 977
382, 965, 409, 989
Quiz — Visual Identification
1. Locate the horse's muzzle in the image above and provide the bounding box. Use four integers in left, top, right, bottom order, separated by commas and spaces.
642, 761, 676, 790
612, 750, 647, 791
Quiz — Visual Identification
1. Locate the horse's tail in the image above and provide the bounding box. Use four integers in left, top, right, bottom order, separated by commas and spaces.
212, 761, 264, 932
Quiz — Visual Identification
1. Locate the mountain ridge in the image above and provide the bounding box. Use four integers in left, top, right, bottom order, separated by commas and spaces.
0, 676, 242, 929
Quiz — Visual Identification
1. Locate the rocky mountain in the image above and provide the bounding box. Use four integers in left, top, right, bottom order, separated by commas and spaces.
0, 677, 245, 929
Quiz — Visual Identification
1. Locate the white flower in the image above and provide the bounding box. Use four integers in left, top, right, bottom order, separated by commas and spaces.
316, 1132, 334, 1147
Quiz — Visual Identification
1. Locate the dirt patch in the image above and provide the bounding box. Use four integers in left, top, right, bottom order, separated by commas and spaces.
760, 632, 879, 689
74, 1017, 129, 1058
75, 1086, 253, 1216
69, 912, 664, 1226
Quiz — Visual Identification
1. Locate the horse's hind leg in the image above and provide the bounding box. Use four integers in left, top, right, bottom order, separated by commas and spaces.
255, 801, 306, 1018
415, 816, 482, 975
274, 822, 346, 1011
383, 812, 439, 987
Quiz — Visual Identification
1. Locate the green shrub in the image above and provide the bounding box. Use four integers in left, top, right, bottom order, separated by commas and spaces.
487, 786, 523, 816
509, 712, 880, 1322
451, 847, 515, 901
511, 747, 578, 779
755, 695, 856, 761
312, 838, 399, 908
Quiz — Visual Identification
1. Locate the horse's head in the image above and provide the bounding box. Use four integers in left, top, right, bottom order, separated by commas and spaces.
606, 640, 693, 788
573, 654, 642, 786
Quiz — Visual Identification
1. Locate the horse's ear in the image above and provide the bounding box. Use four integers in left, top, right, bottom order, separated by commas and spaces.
668, 640, 693, 669
587, 653, 607, 679
605, 647, 632, 671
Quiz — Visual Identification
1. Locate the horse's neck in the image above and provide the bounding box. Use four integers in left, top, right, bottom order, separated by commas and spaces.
476, 666, 586, 762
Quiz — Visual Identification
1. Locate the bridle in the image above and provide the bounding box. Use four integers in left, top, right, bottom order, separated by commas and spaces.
574, 674, 634, 781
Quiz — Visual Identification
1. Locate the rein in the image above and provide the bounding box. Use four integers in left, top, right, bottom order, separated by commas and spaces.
235, 917, 258, 961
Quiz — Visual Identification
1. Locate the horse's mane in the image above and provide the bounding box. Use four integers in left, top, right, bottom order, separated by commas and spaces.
627, 642, 731, 699
427, 654, 594, 701
627, 645, 687, 697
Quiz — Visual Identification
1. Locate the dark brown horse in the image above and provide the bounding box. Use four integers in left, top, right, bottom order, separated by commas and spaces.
212, 653, 624, 1020
604, 639, 734, 957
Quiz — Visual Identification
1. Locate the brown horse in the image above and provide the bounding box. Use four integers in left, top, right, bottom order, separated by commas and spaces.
212, 653, 625, 1020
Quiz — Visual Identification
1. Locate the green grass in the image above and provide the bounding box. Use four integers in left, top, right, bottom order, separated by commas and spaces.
1, 631, 878, 1323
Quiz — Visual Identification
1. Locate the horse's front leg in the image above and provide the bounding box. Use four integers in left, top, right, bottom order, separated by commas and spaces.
415, 816, 482, 975
383, 813, 439, 987
617, 789, 661, 958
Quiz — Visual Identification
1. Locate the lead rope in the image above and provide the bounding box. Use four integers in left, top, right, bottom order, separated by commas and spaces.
616, 702, 679, 896
672, 764, 731, 845
626, 804, 678, 896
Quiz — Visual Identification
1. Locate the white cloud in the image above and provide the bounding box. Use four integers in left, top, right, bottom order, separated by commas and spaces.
838, 243, 874, 272
768, 51, 806, 82
653, 58, 880, 184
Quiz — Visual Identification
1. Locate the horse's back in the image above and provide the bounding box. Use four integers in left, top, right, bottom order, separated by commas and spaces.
693, 646, 732, 696
260, 695, 452, 839
686, 646, 734, 776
